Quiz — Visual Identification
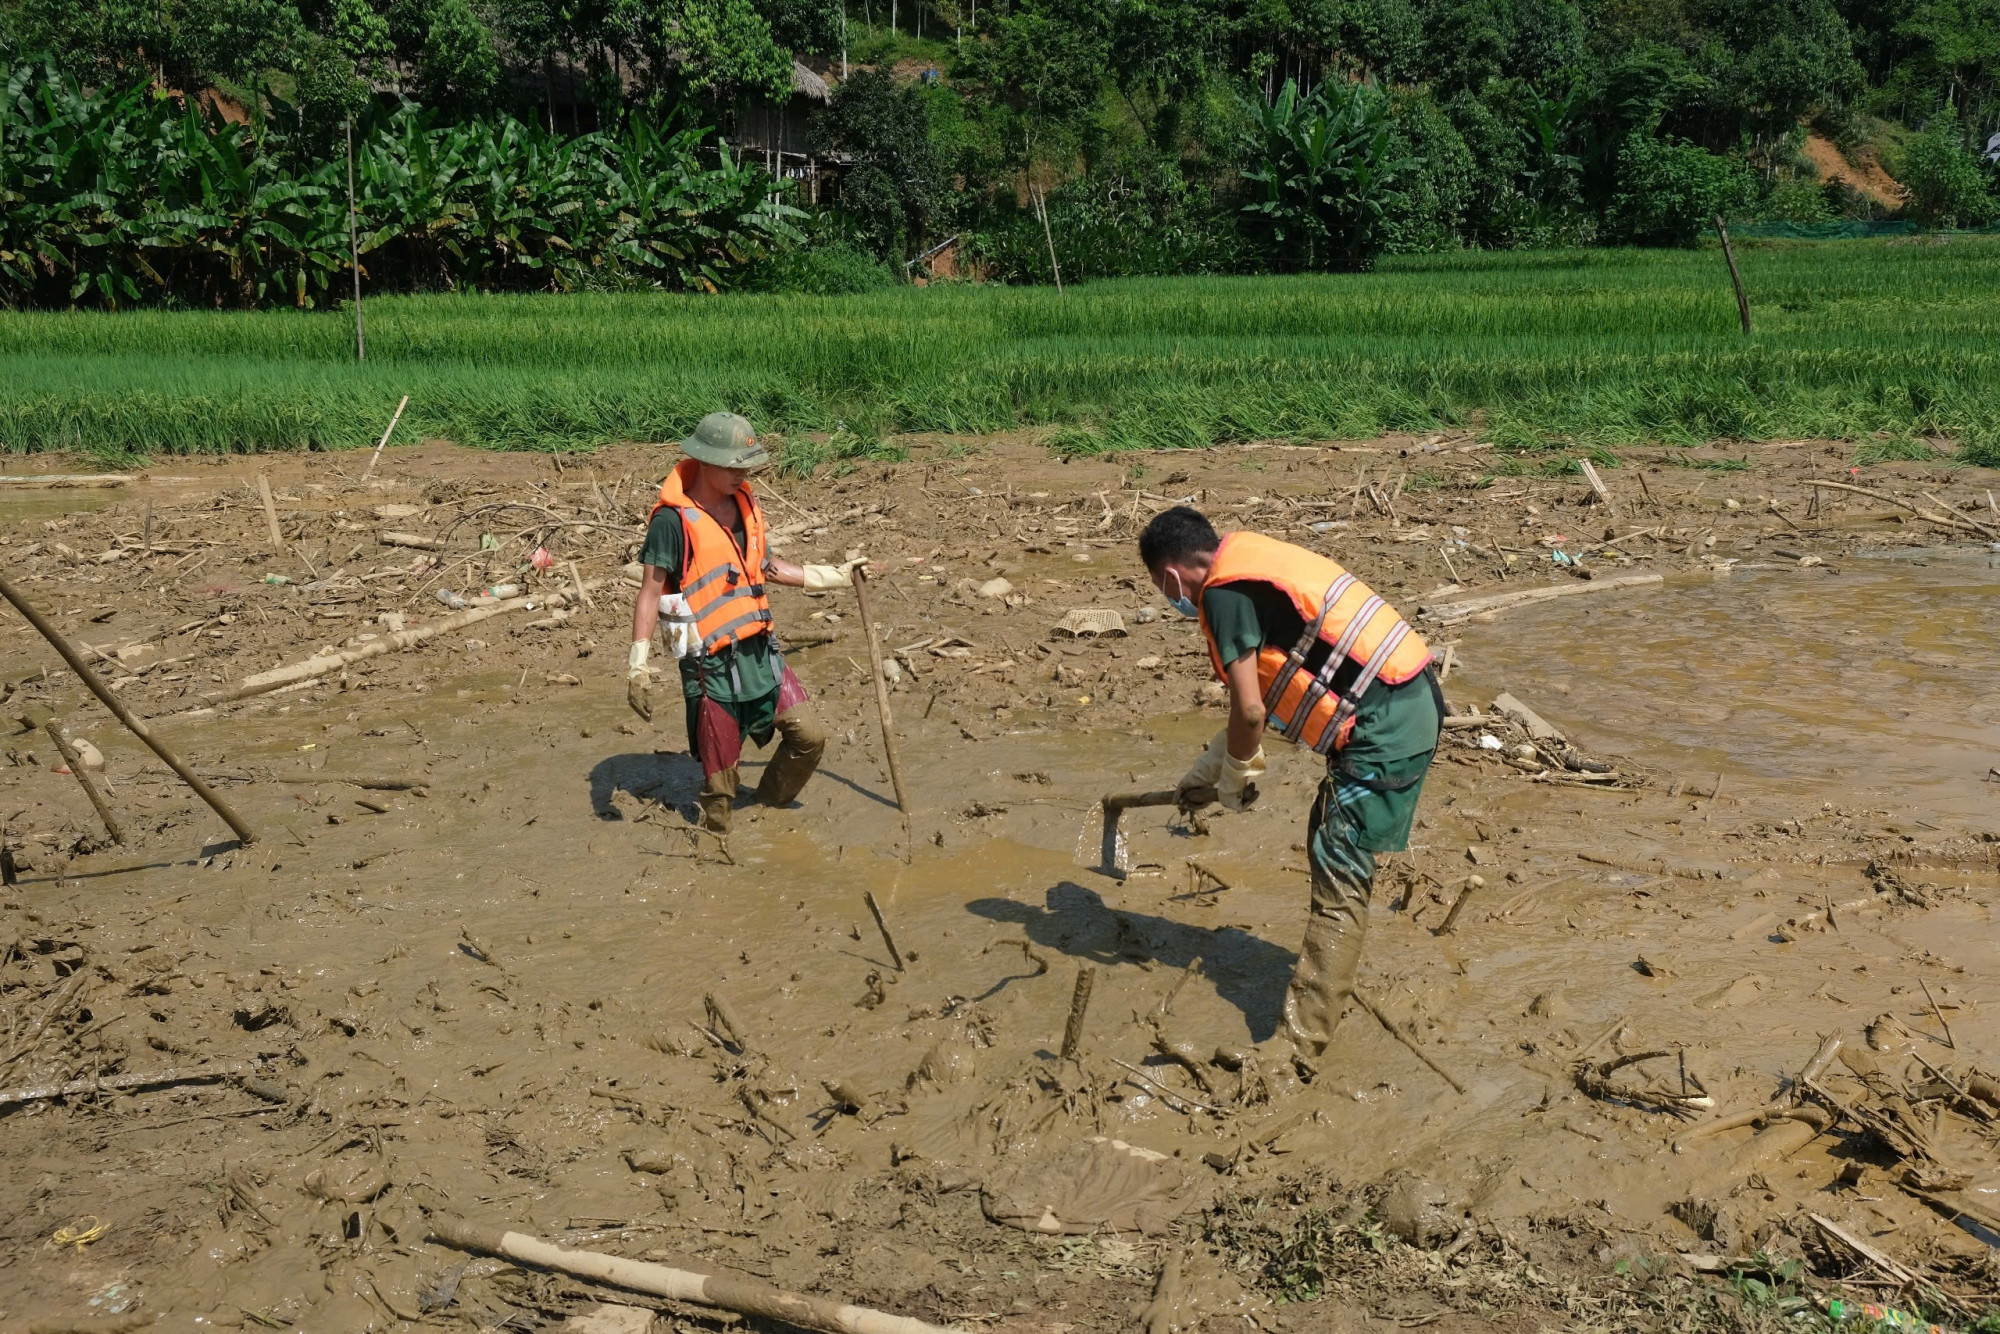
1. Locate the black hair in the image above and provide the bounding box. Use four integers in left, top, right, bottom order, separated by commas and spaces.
1138, 506, 1220, 570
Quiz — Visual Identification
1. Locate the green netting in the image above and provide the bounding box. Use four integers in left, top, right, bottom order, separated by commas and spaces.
1728, 219, 2000, 239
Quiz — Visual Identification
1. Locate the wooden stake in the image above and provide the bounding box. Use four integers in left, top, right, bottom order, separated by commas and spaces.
567, 558, 595, 611
347, 118, 365, 362
862, 890, 905, 971
1034, 181, 1063, 293
361, 394, 409, 480
1437, 878, 1478, 933
849, 568, 909, 821
0, 573, 257, 845
1060, 965, 1096, 1060
1578, 459, 1617, 515
1712, 214, 1751, 335
44, 719, 122, 845
256, 475, 283, 549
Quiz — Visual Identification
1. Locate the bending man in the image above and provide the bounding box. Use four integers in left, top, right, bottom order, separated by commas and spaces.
1139, 506, 1442, 1057
627, 412, 865, 833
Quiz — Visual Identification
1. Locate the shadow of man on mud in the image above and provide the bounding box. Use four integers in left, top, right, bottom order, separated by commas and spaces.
588, 750, 704, 820
966, 880, 1294, 1042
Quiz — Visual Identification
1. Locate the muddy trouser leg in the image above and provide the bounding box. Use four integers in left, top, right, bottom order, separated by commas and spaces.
686, 697, 740, 835
753, 700, 827, 808
1282, 776, 1376, 1058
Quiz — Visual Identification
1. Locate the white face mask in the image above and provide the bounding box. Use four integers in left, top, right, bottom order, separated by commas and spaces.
1165, 569, 1198, 618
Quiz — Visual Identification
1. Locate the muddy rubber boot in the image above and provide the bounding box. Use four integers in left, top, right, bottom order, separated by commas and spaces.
699, 765, 738, 835
752, 704, 826, 809
1281, 906, 1366, 1058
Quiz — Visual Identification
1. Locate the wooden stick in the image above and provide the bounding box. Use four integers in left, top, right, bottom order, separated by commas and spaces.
1918, 490, 2000, 537
1420, 574, 1661, 625
0, 573, 257, 845
567, 558, 596, 611
256, 475, 283, 549
1800, 479, 1989, 535
1918, 977, 1955, 1050
378, 531, 444, 550
43, 719, 122, 845
849, 568, 909, 817
1713, 214, 1751, 334
1437, 878, 1478, 934
0, 1060, 250, 1111
1060, 965, 1096, 1060
862, 890, 905, 971
427, 1216, 949, 1334
1352, 987, 1467, 1094
274, 774, 427, 790
169, 583, 598, 713
361, 395, 410, 480
1578, 459, 1617, 515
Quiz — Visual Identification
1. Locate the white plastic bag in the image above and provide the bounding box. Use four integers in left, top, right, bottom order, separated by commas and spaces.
658, 593, 699, 660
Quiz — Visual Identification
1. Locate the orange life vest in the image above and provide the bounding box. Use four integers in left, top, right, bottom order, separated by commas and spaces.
651, 460, 772, 656
1199, 531, 1432, 754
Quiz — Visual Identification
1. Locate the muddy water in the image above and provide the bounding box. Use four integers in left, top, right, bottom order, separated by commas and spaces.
1457, 550, 2000, 829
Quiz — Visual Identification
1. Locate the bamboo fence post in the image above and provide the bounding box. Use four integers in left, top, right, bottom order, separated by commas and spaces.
348, 117, 365, 361
0, 573, 257, 845
1713, 213, 1751, 334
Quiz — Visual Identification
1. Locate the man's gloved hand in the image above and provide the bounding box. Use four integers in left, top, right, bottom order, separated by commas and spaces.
801, 555, 869, 591
1218, 745, 1266, 811
627, 640, 655, 722
1178, 727, 1231, 798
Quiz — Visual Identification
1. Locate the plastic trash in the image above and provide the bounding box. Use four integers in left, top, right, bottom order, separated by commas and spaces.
435, 589, 467, 610
530, 547, 555, 571
262, 573, 292, 585
1477, 732, 1503, 751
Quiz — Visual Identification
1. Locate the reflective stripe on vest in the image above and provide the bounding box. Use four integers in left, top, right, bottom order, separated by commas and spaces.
650, 459, 772, 656
1200, 531, 1431, 754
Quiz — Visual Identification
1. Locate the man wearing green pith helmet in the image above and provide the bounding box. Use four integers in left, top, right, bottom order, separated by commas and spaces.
627, 412, 867, 834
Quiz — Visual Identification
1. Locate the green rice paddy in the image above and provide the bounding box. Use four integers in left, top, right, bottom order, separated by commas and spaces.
3, 241, 1997, 459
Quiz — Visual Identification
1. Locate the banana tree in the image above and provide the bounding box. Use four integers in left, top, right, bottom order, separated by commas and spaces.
1240, 77, 1417, 271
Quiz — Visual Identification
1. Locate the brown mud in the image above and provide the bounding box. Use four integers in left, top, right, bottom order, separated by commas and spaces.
1, 437, 1997, 1333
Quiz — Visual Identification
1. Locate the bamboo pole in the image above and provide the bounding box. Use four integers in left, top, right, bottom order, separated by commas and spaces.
1712, 214, 1750, 334
43, 719, 122, 845
427, 1216, 948, 1334
849, 568, 909, 818
347, 118, 365, 361
0, 573, 257, 845
361, 394, 409, 480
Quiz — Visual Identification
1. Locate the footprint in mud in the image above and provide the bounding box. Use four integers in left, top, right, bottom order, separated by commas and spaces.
967, 881, 1295, 1040
588, 750, 703, 819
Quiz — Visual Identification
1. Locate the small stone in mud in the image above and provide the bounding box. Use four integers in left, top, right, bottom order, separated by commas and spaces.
1133, 605, 1157, 624
1196, 682, 1227, 708
978, 577, 1014, 599
1527, 990, 1568, 1019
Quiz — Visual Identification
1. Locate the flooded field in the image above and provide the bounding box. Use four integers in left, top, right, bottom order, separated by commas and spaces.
1, 439, 1996, 1333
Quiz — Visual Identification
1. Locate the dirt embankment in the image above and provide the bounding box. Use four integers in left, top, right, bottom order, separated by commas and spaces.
1, 436, 1997, 1333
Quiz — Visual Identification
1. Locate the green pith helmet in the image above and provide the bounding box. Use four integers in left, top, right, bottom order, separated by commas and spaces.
679, 411, 769, 469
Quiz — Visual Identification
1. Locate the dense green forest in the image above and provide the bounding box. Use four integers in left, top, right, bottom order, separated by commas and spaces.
1, 0, 1997, 306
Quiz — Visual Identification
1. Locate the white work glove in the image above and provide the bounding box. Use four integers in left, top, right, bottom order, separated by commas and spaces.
1178, 727, 1231, 798
1218, 745, 1266, 812
626, 640, 655, 722
801, 555, 869, 591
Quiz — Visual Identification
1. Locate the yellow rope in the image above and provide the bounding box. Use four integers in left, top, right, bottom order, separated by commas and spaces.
51, 1215, 107, 1252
